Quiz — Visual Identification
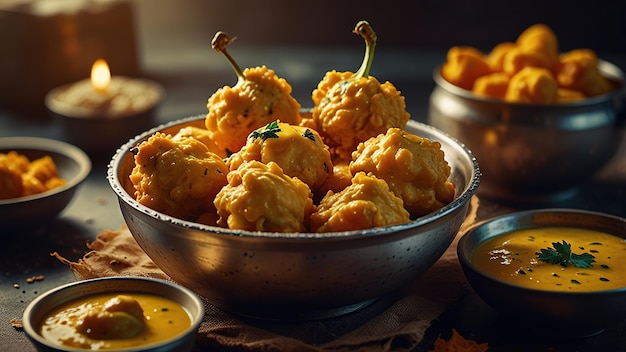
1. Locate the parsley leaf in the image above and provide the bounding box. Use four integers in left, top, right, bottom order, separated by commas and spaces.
303, 129, 316, 142
250, 121, 281, 141
570, 252, 596, 268
537, 240, 595, 268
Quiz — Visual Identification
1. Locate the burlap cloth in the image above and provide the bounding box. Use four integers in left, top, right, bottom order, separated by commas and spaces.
54, 196, 486, 352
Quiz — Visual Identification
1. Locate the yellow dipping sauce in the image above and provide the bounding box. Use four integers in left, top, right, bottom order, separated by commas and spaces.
40, 293, 192, 350
472, 227, 626, 292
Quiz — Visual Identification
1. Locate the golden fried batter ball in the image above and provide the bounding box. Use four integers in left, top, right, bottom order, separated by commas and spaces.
172, 126, 226, 158
472, 72, 510, 100
311, 71, 410, 162
228, 121, 332, 191
556, 49, 613, 97
350, 128, 455, 217
21, 173, 47, 196
505, 66, 558, 103
515, 23, 560, 69
502, 46, 552, 76
214, 160, 315, 232
319, 162, 353, 196
310, 172, 410, 232
0, 165, 23, 199
310, 70, 353, 107
441, 46, 493, 90
0, 152, 65, 199
486, 41, 517, 71
1, 151, 29, 172
205, 65, 302, 154
129, 132, 228, 223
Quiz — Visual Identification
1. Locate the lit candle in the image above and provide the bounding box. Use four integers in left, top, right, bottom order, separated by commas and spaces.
44, 59, 164, 153
91, 59, 111, 94
45, 59, 164, 119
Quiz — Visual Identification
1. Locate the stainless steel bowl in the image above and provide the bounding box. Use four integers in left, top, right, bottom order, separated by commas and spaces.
22, 276, 204, 352
428, 60, 626, 203
107, 115, 480, 320
458, 208, 626, 337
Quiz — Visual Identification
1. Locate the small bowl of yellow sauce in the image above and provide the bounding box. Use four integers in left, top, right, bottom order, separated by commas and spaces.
458, 208, 626, 337
22, 277, 204, 352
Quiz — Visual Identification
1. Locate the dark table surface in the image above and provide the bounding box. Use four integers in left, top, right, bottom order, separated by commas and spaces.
1, 45, 625, 351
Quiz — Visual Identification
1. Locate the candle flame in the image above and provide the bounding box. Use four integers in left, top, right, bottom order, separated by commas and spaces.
91, 59, 111, 93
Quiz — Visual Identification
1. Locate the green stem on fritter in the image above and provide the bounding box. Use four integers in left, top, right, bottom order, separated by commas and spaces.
352, 20, 377, 79
211, 31, 245, 84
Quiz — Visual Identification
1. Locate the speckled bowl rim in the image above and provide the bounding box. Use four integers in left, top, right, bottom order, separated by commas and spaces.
107, 115, 481, 240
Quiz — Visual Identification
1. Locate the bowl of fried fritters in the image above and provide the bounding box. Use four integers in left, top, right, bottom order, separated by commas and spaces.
108, 113, 480, 320
428, 24, 625, 203
1, 137, 91, 230
108, 21, 480, 320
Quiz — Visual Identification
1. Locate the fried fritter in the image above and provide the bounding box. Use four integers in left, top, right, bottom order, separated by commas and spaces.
205, 65, 302, 154
129, 132, 228, 223
214, 160, 315, 232
310, 72, 410, 162
228, 121, 332, 191
310, 172, 410, 232
0, 151, 65, 199
350, 128, 455, 217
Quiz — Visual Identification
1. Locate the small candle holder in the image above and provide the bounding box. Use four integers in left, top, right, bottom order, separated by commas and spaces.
45, 60, 164, 155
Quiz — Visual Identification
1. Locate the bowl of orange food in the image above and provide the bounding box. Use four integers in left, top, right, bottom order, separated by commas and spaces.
458, 208, 626, 337
428, 24, 626, 203
0, 137, 91, 229
22, 276, 204, 352
107, 113, 480, 320
107, 21, 480, 320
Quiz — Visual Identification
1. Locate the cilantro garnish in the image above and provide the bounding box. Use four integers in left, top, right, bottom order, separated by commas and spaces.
303, 129, 316, 142
536, 240, 595, 268
250, 121, 281, 141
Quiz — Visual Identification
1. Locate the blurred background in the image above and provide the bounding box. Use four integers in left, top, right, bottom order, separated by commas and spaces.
1, 0, 625, 120
128, 0, 626, 50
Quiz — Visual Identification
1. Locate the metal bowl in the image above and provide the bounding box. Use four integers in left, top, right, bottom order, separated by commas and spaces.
22, 276, 204, 352
0, 137, 91, 230
428, 60, 626, 203
107, 115, 480, 320
458, 208, 626, 337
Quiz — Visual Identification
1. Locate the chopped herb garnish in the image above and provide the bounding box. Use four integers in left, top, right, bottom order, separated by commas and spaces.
571, 279, 581, 285
600, 277, 610, 282
250, 120, 281, 141
537, 240, 595, 268
303, 129, 316, 142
